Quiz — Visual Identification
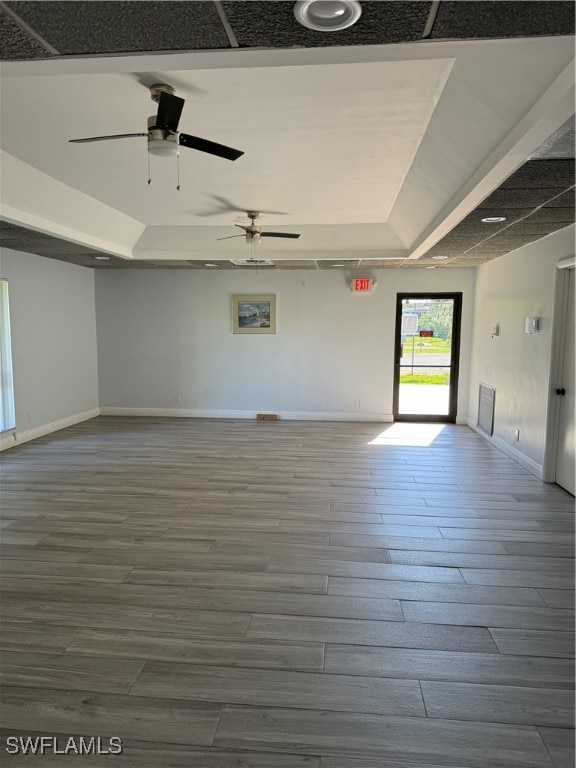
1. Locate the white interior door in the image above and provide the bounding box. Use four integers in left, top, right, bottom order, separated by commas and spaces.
555, 268, 575, 496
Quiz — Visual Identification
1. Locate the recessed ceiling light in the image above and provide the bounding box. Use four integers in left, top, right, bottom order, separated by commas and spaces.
481, 216, 507, 223
432, 255, 449, 260
94, 256, 110, 261
426, 266, 437, 269
294, 0, 362, 31
331, 263, 346, 267
205, 263, 218, 267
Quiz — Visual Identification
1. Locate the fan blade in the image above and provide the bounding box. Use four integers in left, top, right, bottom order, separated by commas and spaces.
195, 196, 287, 217
69, 133, 147, 143
216, 234, 245, 241
179, 133, 244, 161
261, 232, 301, 239
235, 224, 249, 231
156, 91, 184, 132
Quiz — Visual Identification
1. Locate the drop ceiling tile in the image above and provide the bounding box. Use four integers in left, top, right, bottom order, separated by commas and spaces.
148, 261, 200, 268
468, 233, 545, 252
431, 233, 487, 248
222, 1, 431, 48
442, 222, 508, 241
505, 220, 571, 237
0, 8, 52, 59
431, 1, 575, 39
416, 257, 451, 265
275, 260, 318, 269
116, 260, 158, 269
545, 188, 575, 208
400, 261, 440, 269
17, 240, 96, 256
0, 228, 43, 243
359, 259, 405, 268
424, 243, 467, 256
232, 265, 277, 270
5, 2, 229, 55
480, 187, 569, 209
528, 206, 576, 224
529, 116, 576, 160
457, 250, 509, 260
502, 159, 575, 189
443, 258, 490, 267
464, 208, 533, 226
317, 260, 360, 269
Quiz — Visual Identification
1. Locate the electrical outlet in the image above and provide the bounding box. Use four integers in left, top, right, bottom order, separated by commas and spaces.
26, 413, 32, 424
172, 395, 180, 406
354, 399, 361, 408
514, 428, 520, 442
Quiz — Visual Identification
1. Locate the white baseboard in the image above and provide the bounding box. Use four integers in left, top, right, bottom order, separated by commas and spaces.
0, 408, 100, 452
99, 407, 393, 423
466, 418, 543, 479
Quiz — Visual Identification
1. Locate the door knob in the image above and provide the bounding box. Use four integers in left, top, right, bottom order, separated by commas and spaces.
555, 388, 566, 396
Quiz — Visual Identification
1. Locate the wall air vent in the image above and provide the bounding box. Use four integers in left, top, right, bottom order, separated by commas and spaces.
231, 259, 275, 267
478, 384, 496, 436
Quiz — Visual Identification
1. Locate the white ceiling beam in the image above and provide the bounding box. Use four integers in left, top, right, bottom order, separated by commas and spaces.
0, 151, 143, 258
407, 60, 575, 260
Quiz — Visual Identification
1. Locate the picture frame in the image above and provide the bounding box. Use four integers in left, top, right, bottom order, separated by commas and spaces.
232, 294, 276, 334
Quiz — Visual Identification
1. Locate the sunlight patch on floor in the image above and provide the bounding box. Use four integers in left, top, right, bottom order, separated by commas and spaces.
368, 423, 446, 447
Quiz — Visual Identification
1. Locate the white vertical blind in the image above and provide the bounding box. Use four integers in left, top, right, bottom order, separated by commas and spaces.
0, 279, 15, 432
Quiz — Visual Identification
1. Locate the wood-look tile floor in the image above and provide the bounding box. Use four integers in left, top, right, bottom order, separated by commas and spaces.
0, 417, 574, 767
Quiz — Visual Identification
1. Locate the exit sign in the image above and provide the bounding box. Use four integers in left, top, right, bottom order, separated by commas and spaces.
351, 278, 373, 293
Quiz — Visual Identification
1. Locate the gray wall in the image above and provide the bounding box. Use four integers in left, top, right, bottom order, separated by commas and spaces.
0, 248, 99, 443
95, 266, 476, 421
468, 225, 575, 473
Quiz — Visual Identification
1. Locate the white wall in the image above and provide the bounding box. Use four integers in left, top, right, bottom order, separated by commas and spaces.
96, 267, 475, 421
468, 225, 575, 474
0, 248, 99, 447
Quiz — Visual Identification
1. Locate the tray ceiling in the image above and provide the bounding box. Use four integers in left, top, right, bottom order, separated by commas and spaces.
0, 3, 574, 270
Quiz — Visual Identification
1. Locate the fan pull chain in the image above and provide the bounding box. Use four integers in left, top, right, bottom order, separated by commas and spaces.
147, 151, 152, 186
176, 152, 181, 192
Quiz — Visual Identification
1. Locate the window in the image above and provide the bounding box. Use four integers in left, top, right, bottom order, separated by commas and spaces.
0, 279, 15, 432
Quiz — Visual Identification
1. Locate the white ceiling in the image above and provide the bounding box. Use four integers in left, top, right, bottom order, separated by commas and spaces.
1, 38, 574, 263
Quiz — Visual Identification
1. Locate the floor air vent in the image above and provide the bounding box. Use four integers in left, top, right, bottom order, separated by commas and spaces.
478, 384, 495, 435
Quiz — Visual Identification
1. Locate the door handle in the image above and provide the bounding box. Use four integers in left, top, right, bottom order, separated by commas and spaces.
555, 388, 566, 396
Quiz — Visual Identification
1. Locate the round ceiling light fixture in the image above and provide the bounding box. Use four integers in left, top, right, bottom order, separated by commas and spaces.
481, 216, 507, 223
432, 255, 449, 260
204, 263, 219, 268
294, 1, 362, 31
94, 256, 111, 261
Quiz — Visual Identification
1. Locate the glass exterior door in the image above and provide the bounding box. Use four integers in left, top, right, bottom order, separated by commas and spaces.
393, 293, 462, 422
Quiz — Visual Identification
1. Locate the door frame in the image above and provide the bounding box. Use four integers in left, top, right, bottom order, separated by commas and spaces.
543, 258, 575, 486
393, 292, 462, 423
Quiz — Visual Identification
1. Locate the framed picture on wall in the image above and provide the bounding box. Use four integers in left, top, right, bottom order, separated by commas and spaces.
232, 294, 276, 334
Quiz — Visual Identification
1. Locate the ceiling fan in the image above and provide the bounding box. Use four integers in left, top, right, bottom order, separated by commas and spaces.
218, 211, 301, 243
69, 84, 244, 161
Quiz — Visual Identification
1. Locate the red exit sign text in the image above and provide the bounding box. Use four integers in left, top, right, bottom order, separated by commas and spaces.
351, 278, 373, 293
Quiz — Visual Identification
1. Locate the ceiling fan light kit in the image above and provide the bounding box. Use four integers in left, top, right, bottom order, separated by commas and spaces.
69, 84, 244, 169
294, 0, 362, 31
217, 211, 301, 245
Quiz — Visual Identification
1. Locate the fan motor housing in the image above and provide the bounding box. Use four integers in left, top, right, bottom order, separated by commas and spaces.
146, 119, 179, 155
